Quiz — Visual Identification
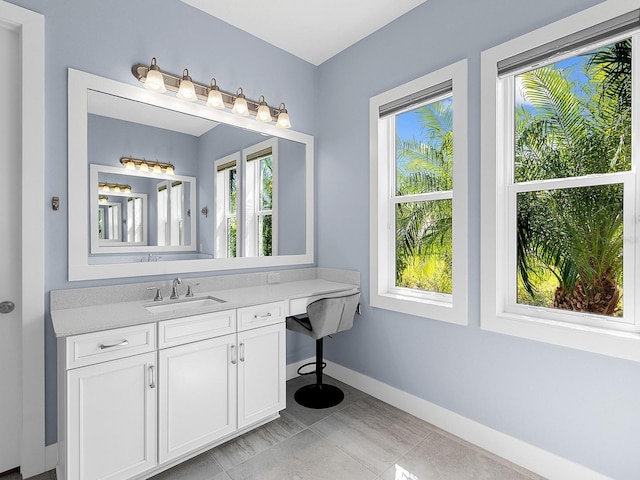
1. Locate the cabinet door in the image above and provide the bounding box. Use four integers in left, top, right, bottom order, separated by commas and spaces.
66, 352, 157, 480
159, 335, 237, 463
238, 323, 286, 428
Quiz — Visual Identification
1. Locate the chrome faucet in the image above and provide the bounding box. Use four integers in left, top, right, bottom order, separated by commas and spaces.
170, 277, 183, 299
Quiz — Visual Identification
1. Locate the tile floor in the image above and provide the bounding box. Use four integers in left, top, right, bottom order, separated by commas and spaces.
2, 376, 544, 480
151, 375, 544, 480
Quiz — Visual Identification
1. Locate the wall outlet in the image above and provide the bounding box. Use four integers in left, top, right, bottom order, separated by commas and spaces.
267, 272, 281, 284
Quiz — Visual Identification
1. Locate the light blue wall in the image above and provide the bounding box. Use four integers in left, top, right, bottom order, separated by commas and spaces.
5, 0, 317, 446
9, 0, 640, 477
315, 0, 640, 479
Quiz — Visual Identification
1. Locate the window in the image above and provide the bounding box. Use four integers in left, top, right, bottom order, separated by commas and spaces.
481, 2, 640, 360
215, 154, 239, 258
370, 60, 468, 324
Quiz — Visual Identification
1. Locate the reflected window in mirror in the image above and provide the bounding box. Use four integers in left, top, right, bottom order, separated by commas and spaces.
215, 154, 239, 258
245, 140, 277, 257
214, 138, 278, 259
157, 180, 186, 246
127, 197, 144, 243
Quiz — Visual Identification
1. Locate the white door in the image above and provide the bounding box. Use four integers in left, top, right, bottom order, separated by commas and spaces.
66, 352, 157, 480
158, 335, 237, 463
0, 21, 22, 474
238, 323, 286, 428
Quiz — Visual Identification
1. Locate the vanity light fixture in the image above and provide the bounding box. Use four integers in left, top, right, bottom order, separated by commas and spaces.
120, 156, 175, 175
143, 57, 167, 93
256, 95, 273, 123
231, 88, 249, 116
276, 103, 291, 129
176, 69, 197, 102
132, 58, 291, 128
207, 78, 224, 109
98, 195, 109, 204
99, 182, 131, 193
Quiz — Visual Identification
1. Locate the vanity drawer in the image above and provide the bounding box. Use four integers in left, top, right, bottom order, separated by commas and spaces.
158, 310, 236, 348
65, 323, 156, 369
237, 301, 286, 331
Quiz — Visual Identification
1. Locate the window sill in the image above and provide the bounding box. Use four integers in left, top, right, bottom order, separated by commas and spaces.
371, 290, 467, 326
482, 312, 640, 363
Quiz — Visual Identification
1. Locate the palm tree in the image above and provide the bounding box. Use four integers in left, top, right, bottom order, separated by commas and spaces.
515, 39, 630, 315
395, 99, 453, 293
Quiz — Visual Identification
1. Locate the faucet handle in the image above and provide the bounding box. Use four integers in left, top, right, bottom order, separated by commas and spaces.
147, 286, 163, 302
186, 282, 200, 297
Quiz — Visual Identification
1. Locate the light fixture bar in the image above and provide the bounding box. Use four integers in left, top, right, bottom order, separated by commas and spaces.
120, 156, 175, 175
99, 182, 132, 193
131, 61, 287, 123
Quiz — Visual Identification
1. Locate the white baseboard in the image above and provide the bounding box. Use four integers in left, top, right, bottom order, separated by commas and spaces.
319, 360, 610, 480
45, 443, 58, 471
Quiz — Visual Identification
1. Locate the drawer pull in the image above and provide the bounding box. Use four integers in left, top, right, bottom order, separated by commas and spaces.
239, 343, 245, 362
149, 365, 156, 389
99, 339, 129, 350
254, 312, 272, 320
231, 344, 237, 365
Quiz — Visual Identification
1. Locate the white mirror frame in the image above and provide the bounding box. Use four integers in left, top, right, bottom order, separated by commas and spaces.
68, 68, 314, 281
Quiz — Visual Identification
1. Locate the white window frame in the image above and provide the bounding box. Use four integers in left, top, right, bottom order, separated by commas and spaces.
370, 59, 468, 325
215, 153, 240, 258
480, 0, 640, 361
244, 138, 278, 257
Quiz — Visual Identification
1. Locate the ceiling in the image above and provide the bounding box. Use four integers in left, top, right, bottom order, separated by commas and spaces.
181, 0, 429, 66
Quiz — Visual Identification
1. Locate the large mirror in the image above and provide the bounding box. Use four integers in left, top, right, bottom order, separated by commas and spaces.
68, 69, 314, 280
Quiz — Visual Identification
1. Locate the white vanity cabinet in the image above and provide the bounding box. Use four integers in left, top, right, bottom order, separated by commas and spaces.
157, 310, 238, 463
59, 324, 157, 480
59, 302, 287, 480
236, 302, 287, 428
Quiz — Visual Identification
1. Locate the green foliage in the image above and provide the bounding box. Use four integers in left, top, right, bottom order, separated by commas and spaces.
515, 39, 630, 315
395, 99, 453, 292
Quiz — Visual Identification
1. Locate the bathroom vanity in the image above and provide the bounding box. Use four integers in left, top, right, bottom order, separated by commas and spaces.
51, 270, 359, 480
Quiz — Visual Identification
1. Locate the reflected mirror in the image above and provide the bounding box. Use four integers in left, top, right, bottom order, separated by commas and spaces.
68, 68, 313, 280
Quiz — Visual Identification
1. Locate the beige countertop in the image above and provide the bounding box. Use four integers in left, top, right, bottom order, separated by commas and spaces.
52, 279, 359, 337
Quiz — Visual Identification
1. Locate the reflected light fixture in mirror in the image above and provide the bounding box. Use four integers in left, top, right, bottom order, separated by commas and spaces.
99, 182, 131, 193
132, 58, 291, 128
120, 156, 175, 175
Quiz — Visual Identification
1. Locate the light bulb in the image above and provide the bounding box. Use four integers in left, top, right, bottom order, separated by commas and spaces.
123, 186, 131, 193
153, 163, 162, 174
113, 185, 121, 193
207, 78, 224, 109
143, 58, 166, 93
139, 161, 149, 172
100, 184, 110, 192
165, 165, 174, 175
276, 103, 291, 129
256, 95, 272, 123
177, 69, 197, 102
124, 159, 135, 170
232, 88, 249, 116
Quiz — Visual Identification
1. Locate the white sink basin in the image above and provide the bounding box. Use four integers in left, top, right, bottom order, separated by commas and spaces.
145, 296, 226, 314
